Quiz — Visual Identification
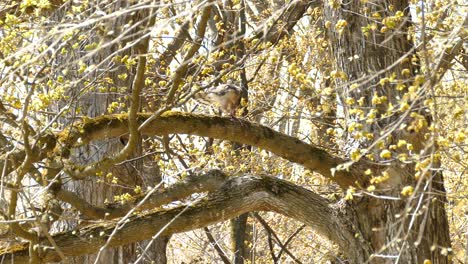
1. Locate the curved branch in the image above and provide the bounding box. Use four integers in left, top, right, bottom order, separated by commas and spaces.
60, 112, 366, 188
56, 169, 227, 220
0, 131, 56, 180
0, 173, 362, 263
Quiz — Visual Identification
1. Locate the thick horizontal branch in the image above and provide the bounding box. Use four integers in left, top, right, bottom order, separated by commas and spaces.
59, 112, 365, 188
56, 169, 227, 220
1, 173, 363, 263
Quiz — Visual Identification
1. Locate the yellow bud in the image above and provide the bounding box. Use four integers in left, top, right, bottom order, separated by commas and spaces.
401, 186, 414, 196
380, 150, 392, 159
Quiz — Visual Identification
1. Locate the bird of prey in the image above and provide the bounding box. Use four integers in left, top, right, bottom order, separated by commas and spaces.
194, 80, 243, 117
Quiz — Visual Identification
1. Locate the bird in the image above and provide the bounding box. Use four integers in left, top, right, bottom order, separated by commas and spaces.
194, 80, 243, 117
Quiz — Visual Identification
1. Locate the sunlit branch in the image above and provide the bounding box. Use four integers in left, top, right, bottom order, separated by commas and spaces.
56, 170, 227, 220
0, 173, 360, 263
59, 112, 370, 188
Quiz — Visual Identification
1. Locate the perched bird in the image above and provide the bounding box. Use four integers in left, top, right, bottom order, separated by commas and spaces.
194, 80, 243, 117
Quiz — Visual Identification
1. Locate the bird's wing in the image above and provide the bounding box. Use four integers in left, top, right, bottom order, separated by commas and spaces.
194, 83, 242, 105
206, 83, 242, 95
205, 84, 228, 95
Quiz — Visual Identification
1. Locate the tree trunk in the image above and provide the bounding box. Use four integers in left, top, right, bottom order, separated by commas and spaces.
230, 214, 249, 264
323, 0, 452, 262
62, 1, 170, 263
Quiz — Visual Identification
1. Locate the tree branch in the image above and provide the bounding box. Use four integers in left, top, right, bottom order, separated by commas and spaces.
166, 1, 213, 103
59, 112, 367, 188
204, 227, 231, 264
66, 9, 154, 179
0, 173, 361, 263
253, 213, 303, 264
253, 0, 319, 45
55, 170, 227, 220
276, 224, 305, 260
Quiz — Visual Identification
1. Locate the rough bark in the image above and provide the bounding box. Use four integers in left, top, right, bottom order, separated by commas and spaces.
231, 213, 249, 264
58, 112, 370, 188
0, 173, 368, 263
322, 0, 452, 262
53, 1, 169, 262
